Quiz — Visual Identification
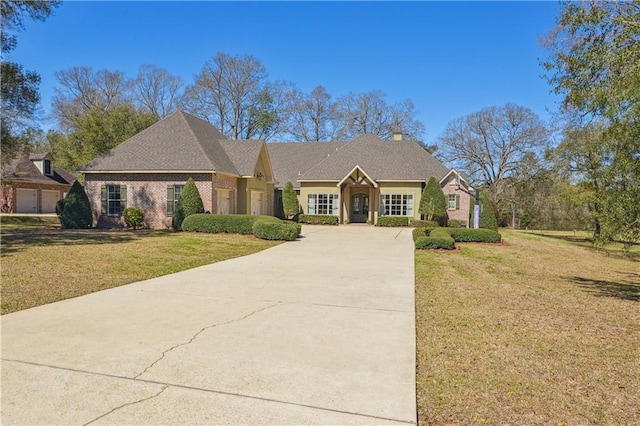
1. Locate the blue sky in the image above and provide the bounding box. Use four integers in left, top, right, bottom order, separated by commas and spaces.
9, 1, 562, 145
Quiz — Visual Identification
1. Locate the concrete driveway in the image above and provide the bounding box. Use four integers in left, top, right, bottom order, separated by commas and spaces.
1, 225, 416, 425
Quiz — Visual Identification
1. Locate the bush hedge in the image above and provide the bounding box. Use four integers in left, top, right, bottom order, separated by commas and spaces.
412, 227, 429, 242
377, 216, 410, 227
123, 207, 144, 229
415, 227, 456, 250
298, 214, 339, 225
446, 227, 502, 243
252, 220, 299, 241
181, 214, 279, 234
447, 219, 467, 228
409, 219, 439, 228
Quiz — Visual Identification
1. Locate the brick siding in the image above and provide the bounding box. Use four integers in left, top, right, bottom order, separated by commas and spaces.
84, 173, 238, 229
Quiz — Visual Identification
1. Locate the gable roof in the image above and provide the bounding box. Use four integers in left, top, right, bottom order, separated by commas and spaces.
266, 141, 346, 189
219, 139, 267, 177
80, 111, 239, 174
2, 147, 75, 185
266, 135, 449, 188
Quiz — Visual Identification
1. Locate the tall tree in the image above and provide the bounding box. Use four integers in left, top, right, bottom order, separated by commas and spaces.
51, 105, 157, 170
52, 66, 133, 128
134, 64, 183, 119
287, 85, 339, 141
336, 91, 425, 140
282, 181, 299, 220
438, 104, 549, 217
182, 52, 292, 140
542, 1, 640, 246
1, 0, 61, 163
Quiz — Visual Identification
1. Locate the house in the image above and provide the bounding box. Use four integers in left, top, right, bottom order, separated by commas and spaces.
80, 111, 472, 228
267, 134, 472, 225
80, 111, 275, 229
0, 148, 76, 214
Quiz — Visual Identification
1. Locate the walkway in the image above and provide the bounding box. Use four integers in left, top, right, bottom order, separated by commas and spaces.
1, 225, 416, 425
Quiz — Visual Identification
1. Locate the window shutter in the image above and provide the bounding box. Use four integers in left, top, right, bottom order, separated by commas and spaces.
167, 186, 174, 215
120, 185, 127, 214
101, 186, 107, 215
456, 194, 460, 210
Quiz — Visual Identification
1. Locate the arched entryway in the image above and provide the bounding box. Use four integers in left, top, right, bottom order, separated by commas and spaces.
350, 193, 369, 223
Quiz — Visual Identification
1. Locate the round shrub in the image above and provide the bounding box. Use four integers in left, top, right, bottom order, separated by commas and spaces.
60, 181, 93, 229
415, 236, 455, 250
252, 220, 299, 241
123, 207, 144, 229
55, 198, 66, 216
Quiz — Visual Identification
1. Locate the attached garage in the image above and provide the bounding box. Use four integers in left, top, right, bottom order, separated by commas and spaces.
41, 190, 60, 213
16, 189, 38, 213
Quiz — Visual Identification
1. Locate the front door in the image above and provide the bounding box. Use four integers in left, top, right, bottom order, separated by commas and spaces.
350, 193, 369, 223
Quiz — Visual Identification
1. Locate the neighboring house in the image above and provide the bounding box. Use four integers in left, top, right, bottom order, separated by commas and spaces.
268, 133, 472, 225
80, 111, 275, 229
0, 148, 75, 214
79, 111, 472, 228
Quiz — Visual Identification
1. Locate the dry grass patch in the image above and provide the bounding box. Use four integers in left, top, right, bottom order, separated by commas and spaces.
416, 230, 639, 425
1, 225, 280, 314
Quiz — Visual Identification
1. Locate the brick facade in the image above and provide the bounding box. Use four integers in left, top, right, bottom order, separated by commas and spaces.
441, 175, 472, 226
84, 173, 238, 229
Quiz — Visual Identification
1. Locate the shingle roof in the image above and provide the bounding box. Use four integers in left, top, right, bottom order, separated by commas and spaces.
266, 141, 347, 189
2, 148, 75, 185
80, 111, 239, 174
266, 135, 449, 189
219, 140, 265, 177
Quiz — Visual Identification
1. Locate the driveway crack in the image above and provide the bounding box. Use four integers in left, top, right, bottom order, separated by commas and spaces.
133, 302, 280, 379
82, 385, 168, 425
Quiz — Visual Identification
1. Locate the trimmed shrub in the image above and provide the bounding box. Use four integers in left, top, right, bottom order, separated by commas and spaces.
252, 220, 299, 241
420, 177, 447, 222
479, 191, 498, 230
173, 177, 204, 230
447, 219, 467, 228
60, 181, 93, 229
412, 227, 429, 242
181, 214, 279, 234
298, 214, 339, 225
377, 216, 410, 227
409, 219, 439, 228
446, 227, 502, 243
282, 181, 299, 220
415, 235, 455, 250
123, 207, 144, 229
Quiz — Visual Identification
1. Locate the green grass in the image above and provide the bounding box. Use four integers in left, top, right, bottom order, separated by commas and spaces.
1, 225, 280, 314
0, 215, 61, 227
416, 230, 639, 424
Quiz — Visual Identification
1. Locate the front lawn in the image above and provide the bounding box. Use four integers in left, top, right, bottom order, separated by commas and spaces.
1, 223, 280, 314
416, 230, 639, 424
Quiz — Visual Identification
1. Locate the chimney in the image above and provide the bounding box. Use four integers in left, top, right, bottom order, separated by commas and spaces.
392, 131, 403, 141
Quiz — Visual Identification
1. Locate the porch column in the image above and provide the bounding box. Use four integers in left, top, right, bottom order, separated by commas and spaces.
369, 186, 375, 224
339, 184, 344, 224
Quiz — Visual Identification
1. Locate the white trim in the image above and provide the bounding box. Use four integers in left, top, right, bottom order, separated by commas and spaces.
337, 165, 378, 188
439, 168, 471, 188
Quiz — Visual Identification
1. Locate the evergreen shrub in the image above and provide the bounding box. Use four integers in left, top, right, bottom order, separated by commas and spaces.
252, 220, 299, 241
181, 214, 279, 234
172, 177, 204, 230
446, 227, 502, 243
59, 181, 93, 229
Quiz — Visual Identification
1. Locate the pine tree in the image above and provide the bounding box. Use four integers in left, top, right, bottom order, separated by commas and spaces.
419, 177, 447, 223
59, 180, 93, 229
282, 181, 299, 220
173, 177, 204, 230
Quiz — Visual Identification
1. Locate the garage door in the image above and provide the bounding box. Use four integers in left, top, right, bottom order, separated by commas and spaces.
41, 190, 59, 213
217, 189, 232, 215
16, 189, 37, 213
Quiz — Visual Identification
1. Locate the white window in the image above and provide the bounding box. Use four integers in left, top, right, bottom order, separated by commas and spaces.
380, 194, 413, 216
307, 194, 339, 215
448, 194, 459, 210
